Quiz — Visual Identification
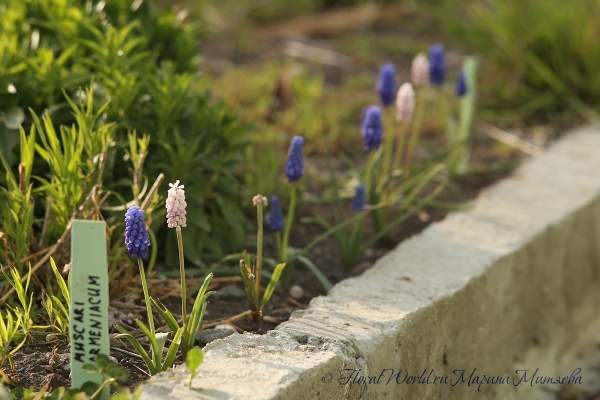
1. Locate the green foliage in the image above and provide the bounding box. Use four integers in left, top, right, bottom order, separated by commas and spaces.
240, 255, 285, 322
446, 57, 478, 177
115, 258, 183, 375
185, 348, 204, 389
441, 0, 600, 115
311, 162, 368, 270
0, 308, 26, 379
3, 264, 36, 340
125, 131, 150, 203
114, 322, 183, 376
31, 91, 115, 241
308, 152, 447, 271
4, 353, 141, 399
43, 257, 71, 340
152, 273, 216, 359
0, 127, 35, 266
239, 198, 287, 321
207, 62, 366, 199
81, 353, 129, 397
0, 0, 248, 269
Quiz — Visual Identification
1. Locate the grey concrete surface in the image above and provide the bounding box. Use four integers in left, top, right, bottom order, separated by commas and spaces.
140, 126, 600, 400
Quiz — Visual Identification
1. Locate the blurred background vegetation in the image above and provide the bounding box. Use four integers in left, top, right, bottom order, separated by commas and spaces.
1, 0, 597, 274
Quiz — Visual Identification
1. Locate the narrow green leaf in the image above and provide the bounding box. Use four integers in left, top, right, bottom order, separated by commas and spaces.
150, 298, 180, 332
261, 263, 286, 307
113, 325, 155, 375
295, 256, 333, 291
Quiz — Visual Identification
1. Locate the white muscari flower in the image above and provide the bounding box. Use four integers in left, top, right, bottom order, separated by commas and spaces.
396, 82, 415, 122
411, 53, 430, 88
166, 180, 187, 229
252, 194, 268, 207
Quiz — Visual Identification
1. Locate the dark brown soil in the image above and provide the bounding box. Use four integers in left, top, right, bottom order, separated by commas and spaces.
3, 341, 150, 394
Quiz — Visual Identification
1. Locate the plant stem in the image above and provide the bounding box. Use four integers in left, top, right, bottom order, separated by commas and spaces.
176, 227, 187, 327
89, 377, 114, 400
138, 257, 154, 334
365, 151, 383, 234
381, 108, 396, 180
391, 122, 410, 177
299, 211, 366, 257
276, 231, 282, 257
280, 183, 297, 286
281, 184, 296, 263
256, 202, 264, 295
344, 212, 365, 272
404, 89, 426, 177
364, 151, 376, 202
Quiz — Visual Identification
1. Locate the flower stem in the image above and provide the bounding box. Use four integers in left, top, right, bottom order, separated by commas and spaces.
280, 183, 296, 286
176, 227, 187, 327
392, 122, 410, 176
404, 89, 426, 177
256, 202, 264, 295
281, 184, 296, 263
364, 151, 376, 199
381, 108, 396, 179
365, 151, 383, 233
138, 257, 154, 334
276, 231, 282, 257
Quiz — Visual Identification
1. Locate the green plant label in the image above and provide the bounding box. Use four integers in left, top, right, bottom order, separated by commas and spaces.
70, 220, 110, 400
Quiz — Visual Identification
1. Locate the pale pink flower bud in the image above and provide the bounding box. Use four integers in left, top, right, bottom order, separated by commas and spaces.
396, 82, 415, 122
411, 53, 429, 88
166, 180, 187, 229
252, 194, 268, 207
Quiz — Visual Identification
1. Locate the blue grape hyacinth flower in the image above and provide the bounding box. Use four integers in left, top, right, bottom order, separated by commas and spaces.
125, 205, 151, 259
361, 106, 383, 152
429, 44, 446, 86
285, 136, 305, 182
455, 69, 467, 96
352, 184, 366, 211
376, 62, 396, 107
267, 195, 284, 231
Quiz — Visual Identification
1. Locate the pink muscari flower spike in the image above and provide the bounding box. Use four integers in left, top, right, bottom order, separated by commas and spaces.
166, 180, 187, 230
166, 179, 189, 326
411, 52, 430, 88
396, 82, 415, 122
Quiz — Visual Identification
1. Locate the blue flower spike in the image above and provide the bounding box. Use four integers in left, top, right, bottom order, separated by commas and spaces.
352, 184, 366, 212
361, 106, 383, 152
125, 205, 151, 260
429, 44, 446, 86
285, 136, 305, 183
267, 195, 284, 231
455, 69, 467, 97
376, 62, 397, 107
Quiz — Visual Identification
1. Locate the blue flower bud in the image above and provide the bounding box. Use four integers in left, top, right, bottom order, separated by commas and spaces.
285, 136, 304, 183
352, 184, 366, 212
124, 205, 151, 259
455, 69, 467, 97
361, 106, 383, 152
376, 62, 396, 107
267, 196, 284, 231
429, 44, 446, 86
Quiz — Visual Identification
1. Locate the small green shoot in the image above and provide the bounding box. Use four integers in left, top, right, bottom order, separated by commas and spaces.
185, 347, 204, 389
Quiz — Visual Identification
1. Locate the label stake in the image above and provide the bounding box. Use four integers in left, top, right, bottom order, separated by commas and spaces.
70, 220, 109, 400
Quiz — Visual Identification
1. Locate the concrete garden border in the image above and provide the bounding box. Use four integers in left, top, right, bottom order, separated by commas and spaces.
141, 126, 600, 400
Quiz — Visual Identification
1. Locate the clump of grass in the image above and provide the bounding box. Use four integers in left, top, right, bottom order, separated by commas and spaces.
441, 0, 600, 116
